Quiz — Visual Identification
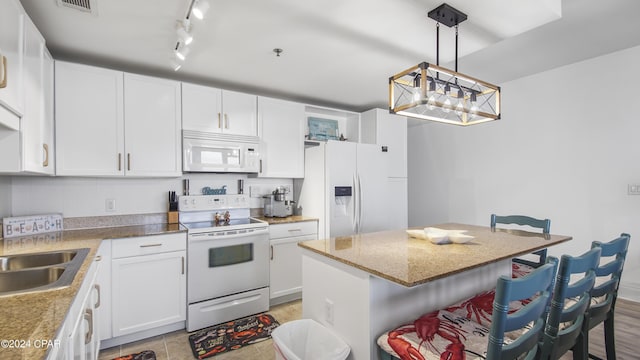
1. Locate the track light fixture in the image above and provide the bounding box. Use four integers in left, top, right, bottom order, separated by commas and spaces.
389, 3, 501, 126
170, 0, 209, 71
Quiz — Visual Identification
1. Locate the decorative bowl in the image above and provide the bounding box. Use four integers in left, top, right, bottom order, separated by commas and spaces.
424, 227, 449, 244
448, 233, 475, 244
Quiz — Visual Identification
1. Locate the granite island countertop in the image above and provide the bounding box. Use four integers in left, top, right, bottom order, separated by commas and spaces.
0, 223, 185, 360
298, 223, 572, 287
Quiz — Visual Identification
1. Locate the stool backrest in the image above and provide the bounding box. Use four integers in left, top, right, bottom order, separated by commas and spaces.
486, 256, 559, 359
587, 233, 630, 328
541, 247, 601, 359
491, 214, 551, 268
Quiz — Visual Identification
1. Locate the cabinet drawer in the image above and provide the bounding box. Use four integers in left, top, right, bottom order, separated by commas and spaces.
269, 221, 317, 239
112, 233, 186, 258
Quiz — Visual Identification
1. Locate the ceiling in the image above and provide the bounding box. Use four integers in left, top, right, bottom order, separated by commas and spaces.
19, 0, 640, 112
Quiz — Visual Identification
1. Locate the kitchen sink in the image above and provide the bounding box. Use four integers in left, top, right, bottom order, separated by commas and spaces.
0, 267, 66, 293
0, 248, 90, 296
0, 250, 78, 271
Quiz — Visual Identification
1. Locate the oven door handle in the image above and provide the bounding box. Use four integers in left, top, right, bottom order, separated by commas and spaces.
188, 227, 269, 242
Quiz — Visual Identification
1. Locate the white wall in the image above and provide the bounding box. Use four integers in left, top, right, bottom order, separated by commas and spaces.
0, 177, 12, 218
408, 44, 640, 301
8, 174, 293, 218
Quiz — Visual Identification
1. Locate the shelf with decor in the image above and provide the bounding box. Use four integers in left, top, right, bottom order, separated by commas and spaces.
304, 105, 360, 145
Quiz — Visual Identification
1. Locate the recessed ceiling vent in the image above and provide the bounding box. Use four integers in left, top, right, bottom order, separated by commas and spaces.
56, 0, 97, 15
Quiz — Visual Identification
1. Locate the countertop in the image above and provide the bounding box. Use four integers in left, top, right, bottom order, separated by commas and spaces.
0, 223, 185, 360
253, 215, 318, 225
298, 223, 572, 287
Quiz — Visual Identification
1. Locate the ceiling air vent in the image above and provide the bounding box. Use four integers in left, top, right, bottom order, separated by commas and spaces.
56, 0, 97, 15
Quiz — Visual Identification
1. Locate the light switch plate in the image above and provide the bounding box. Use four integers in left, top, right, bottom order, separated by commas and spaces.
628, 184, 640, 195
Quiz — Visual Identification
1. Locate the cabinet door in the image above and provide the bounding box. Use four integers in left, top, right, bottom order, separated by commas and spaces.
0, 0, 24, 116
41, 49, 54, 174
123, 73, 181, 177
258, 97, 305, 178
55, 62, 124, 176
95, 241, 112, 342
182, 82, 222, 133
112, 251, 186, 337
270, 232, 316, 300
377, 110, 407, 177
221, 90, 257, 136
361, 108, 407, 178
21, 18, 45, 173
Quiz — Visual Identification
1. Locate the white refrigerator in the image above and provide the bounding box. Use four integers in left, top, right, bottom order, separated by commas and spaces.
295, 140, 397, 240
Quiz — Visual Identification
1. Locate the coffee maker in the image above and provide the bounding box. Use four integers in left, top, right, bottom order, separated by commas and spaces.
263, 186, 294, 217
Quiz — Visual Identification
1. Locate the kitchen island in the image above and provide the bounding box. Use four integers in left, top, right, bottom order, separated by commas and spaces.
298, 223, 571, 360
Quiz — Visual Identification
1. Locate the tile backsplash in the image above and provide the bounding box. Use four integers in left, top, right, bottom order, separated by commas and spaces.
6, 174, 293, 218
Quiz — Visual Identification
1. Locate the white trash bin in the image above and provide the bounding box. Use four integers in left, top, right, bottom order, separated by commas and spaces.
272, 319, 351, 360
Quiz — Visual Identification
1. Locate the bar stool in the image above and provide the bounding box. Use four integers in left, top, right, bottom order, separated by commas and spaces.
377, 257, 559, 360
573, 233, 630, 360
491, 214, 551, 278
540, 247, 601, 359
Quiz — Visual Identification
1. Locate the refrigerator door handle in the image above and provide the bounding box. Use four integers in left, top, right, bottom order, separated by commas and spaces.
357, 173, 363, 233
352, 174, 358, 233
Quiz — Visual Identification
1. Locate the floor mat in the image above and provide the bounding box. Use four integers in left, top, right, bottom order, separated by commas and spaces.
189, 313, 280, 359
112, 350, 156, 360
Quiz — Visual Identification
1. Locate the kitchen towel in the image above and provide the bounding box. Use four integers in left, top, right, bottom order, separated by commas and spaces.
188, 313, 280, 359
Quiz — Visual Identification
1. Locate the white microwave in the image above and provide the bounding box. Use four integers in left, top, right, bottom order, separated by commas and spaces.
183, 130, 260, 173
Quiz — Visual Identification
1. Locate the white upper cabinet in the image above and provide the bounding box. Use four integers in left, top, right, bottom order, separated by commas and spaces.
123, 73, 182, 177
361, 108, 407, 178
55, 62, 124, 176
257, 96, 305, 178
0, 0, 25, 120
55, 62, 181, 177
182, 82, 257, 137
0, 13, 53, 175
22, 18, 53, 174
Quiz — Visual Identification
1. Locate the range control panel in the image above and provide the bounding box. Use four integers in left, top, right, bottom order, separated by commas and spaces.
178, 194, 249, 211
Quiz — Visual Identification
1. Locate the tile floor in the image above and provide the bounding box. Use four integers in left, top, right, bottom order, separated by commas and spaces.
98, 300, 301, 360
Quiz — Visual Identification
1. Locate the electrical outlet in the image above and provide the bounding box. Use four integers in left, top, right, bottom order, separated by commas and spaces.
105, 199, 116, 212
324, 298, 334, 325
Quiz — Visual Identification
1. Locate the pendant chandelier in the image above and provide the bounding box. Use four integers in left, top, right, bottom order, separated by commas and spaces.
389, 4, 501, 126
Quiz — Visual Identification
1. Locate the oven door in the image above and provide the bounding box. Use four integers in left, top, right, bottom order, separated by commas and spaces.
187, 227, 269, 303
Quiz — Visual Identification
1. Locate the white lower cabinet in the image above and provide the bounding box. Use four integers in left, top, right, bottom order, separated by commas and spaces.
269, 221, 317, 305
111, 233, 186, 337
50, 249, 102, 360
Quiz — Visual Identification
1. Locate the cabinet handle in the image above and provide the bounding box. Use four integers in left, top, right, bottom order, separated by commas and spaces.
84, 309, 93, 345
94, 284, 101, 308
140, 243, 162, 248
224, 113, 229, 129
0, 55, 7, 89
42, 144, 49, 167
270, 245, 273, 260
259, 159, 262, 173
182, 256, 185, 275
217, 113, 221, 128
288, 228, 302, 232
118, 153, 122, 171
127, 153, 131, 171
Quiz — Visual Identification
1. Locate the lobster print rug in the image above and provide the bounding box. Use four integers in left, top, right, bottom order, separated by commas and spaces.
188, 313, 280, 359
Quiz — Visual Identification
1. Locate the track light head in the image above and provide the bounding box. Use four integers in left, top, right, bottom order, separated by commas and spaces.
192, 0, 210, 20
